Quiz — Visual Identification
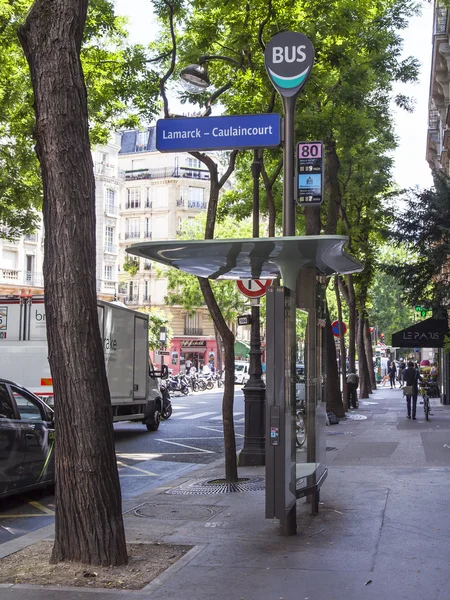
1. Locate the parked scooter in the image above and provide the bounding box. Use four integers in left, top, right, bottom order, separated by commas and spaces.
167, 374, 190, 396
159, 380, 172, 419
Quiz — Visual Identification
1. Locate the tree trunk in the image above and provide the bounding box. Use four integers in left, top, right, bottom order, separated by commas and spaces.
304, 206, 321, 236
214, 324, 223, 376
357, 312, 371, 399
341, 275, 357, 374
18, 0, 127, 565
364, 318, 377, 390
324, 140, 341, 235
334, 275, 348, 411
325, 304, 345, 417
199, 278, 237, 482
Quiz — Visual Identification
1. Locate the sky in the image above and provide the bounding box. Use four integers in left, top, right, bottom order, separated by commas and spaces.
114, 0, 434, 190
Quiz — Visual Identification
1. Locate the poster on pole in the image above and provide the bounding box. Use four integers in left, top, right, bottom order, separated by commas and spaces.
297, 141, 324, 205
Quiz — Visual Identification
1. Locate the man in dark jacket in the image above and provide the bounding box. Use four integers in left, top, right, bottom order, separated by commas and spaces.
403, 361, 422, 420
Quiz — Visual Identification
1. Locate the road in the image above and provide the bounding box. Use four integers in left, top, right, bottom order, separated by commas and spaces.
0, 386, 245, 544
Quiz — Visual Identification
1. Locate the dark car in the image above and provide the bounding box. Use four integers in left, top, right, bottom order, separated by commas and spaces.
0, 379, 55, 499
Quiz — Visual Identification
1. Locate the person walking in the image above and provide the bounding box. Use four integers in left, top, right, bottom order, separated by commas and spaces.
185, 358, 192, 375
388, 361, 397, 388
346, 372, 359, 409
398, 358, 406, 387
403, 360, 422, 420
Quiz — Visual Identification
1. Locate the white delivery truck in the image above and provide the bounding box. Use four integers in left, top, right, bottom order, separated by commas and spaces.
0, 295, 165, 430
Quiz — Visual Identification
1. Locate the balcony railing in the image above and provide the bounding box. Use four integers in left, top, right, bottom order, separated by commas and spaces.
143, 262, 152, 270
94, 162, 125, 179
0, 268, 19, 281
124, 166, 210, 182
24, 233, 38, 242
142, 295, 151, 303
143, 232, 152, 239
184, 327, 203, 335
125, 232, 140, 239
25, 271, 44, 286
123, 295, 139, 305
429, 110, 440, 130
125, 202, 142, 210
187, 200, 207, 209
436, 7, 448, 34
105, 203, 119, 215
104, 244, 118, 253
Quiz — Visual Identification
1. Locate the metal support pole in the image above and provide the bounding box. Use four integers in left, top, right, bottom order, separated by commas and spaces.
281, 96, 297, 236
240, 149, 266, 466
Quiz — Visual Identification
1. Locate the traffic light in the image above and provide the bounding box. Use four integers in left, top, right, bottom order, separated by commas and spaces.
380, 333, 385, 343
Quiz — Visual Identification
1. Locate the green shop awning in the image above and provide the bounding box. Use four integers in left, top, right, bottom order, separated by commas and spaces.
234, 340, 250, 358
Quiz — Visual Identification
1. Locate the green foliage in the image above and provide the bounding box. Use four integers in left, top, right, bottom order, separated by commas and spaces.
385, 173, 450, 309
165, 213, 252, 320
0, 0, 161, 235
138, 306, 173, 351
123, 257, 139, 277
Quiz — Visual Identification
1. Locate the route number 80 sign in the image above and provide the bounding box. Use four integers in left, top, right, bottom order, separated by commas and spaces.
297, 141, 324, 206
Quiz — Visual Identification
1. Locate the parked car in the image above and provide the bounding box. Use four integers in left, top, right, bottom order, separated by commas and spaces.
0, 379, 55, 499
235, 362, 250, 385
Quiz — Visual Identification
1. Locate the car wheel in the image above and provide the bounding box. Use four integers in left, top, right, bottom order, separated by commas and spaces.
146, 410, 161, 431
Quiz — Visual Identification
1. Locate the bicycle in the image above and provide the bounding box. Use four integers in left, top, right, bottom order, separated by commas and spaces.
420, 384, 432, 421
296, 399, 307, 448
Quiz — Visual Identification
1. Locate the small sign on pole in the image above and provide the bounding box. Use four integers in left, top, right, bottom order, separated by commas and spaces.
237, 314, 252, 326
297, 141, 324, 206
331, 320, 347, 337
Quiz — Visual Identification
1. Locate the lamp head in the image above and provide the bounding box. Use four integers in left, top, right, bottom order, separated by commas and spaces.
180, 63, 211, 93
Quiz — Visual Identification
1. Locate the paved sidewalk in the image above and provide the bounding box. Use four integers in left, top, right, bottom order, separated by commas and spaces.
2, 386, 450, 600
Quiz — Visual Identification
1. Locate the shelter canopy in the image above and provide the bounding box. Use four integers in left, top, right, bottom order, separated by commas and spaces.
126, 236, 362, 290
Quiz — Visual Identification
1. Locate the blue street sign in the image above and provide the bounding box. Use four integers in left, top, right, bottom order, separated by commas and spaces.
156, 114, 281, 152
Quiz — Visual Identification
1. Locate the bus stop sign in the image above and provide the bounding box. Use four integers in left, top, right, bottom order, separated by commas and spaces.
297, 141, 324, 205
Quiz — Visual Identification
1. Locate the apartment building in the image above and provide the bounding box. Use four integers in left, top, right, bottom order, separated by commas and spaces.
0, 135, 123, 298
426, 3, 450, 174
117, 126, 224, 373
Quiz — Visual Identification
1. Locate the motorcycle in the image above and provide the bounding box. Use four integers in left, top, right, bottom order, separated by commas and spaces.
159, 380, 172, 419
167, 374, 190, 396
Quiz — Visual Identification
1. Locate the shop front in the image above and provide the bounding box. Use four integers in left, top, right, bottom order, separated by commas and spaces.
168, 337, 217, 375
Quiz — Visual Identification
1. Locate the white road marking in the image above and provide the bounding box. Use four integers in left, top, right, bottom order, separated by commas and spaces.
179, 412, 218, 420
117, 461, 157, 476
209, 412, 244, 421
171, 411, 191, 417
155, 439, 215, 453
197, 425, 245, 438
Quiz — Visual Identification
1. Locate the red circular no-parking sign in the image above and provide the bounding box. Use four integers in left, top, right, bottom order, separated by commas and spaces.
236, 279, 273, 299
331, 320, 347, 337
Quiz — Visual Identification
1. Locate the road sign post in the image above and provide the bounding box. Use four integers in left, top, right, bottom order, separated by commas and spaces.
265, 31, 316, 536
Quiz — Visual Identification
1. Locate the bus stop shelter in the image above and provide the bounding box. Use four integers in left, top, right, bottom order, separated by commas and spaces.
127, 235, 362, 534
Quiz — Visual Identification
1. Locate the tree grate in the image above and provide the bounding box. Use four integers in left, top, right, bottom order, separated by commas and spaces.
166, 476, 266, 495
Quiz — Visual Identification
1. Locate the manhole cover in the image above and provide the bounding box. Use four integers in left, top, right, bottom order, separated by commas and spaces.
133, 503, 223, 520
166, 476, 265, 495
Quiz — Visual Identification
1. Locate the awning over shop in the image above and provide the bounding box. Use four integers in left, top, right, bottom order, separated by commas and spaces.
126, 236, 363, 291
391, 318, 449, 348
234, 340, 250, 358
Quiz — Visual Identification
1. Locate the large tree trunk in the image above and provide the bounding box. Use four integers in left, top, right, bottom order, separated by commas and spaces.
325, 304, 345, 417
357, 312, 371, 399
18, 0, 127, 565
334, 275, 348, 411
364, 318, 376, 390
340, 275, 357, 374
199, 278, 237, 481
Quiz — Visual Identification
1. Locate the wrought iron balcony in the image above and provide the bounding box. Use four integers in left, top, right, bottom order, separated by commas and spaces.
123, 295, 139, 305
184, 327, 203, 335
124, 232, 140, 239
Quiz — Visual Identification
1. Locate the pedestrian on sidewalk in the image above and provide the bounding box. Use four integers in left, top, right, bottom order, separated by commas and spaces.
388, 361, 397, 388
403, 360, 422, 420
398, 358, 406, 387
346, 372, 359, 409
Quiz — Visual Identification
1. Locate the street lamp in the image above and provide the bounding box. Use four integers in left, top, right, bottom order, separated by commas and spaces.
179, 55, 266, 465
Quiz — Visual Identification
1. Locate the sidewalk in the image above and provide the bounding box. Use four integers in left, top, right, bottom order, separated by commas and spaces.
2, 385, 450, 600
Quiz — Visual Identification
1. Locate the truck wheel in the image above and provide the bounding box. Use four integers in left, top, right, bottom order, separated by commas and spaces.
146, 410, 161, 431
162, 404, 172, 419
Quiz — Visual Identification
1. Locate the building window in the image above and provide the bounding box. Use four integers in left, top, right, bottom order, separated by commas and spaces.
188, 187, 205, 208
104, 264, 113, 281
105, 226, 114, 251
106, 189, 116, 213
126, 218, 140, 239
136, 131, 149, 152
143, 280, 150, 301
184, 312, 202, 335
127, 188, 141, 209
145, 217, 152, 239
